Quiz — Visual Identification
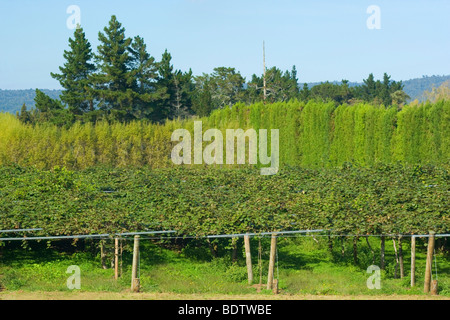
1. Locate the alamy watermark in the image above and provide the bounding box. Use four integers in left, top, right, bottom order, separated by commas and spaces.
66, 5, 81, 30
367, 5, 381, 30
171, 121, 279, 175
366, 265, 381, 289
66, 265, 81, 290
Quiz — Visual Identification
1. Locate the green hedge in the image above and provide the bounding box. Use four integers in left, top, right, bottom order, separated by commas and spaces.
1, 100, 448, 170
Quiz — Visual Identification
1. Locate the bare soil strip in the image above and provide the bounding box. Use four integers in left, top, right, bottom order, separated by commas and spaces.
1, 291, 449, 300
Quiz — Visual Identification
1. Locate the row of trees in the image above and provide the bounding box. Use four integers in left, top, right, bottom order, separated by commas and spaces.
18, 16, 195, 126
3, 100, 449, 170
17, 15, 411, 127
305, 74, 409, 107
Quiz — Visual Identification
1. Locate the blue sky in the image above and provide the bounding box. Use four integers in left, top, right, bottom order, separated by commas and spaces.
1, 0, 449, 89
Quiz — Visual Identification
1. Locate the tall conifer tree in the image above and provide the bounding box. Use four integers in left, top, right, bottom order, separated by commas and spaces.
34, 89, 68, 126
51, 26, 96, 119
154, 50, 193, 121
92, 15, 135, 122
128, 36, 166, 120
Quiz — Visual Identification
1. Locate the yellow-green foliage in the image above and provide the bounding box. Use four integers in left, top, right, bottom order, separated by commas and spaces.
0, 99, 448, 169
393, 101, 450, 165
299, 100, 334, 167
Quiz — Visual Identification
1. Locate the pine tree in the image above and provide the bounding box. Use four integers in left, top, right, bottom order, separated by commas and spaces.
18, 103, 31, 124
362, 73, 377, 101
299, 83, 310, 102
210, 67, 245, 108
92, 15, 135, 122
172, 69, 194, 118
340, 79, 353, 103
50, 26, 96, 120
128, 36, 166, 120
154, 50, 194, 121
380, 73, 392, 106
34, 89, 69, 126
129, 36, 157, 93
288, 65, 300, 99
152, 49, 174, 121
245, 74, 264, 103
192, 78, 214, 117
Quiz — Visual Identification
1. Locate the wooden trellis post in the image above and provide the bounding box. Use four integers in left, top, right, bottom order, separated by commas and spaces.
131, 235, 140, 292
114, 237, 119, 280
411, 236, 416, 287
266, 234, 277, 290
244, 235, 253, 285
424, 231, 435, 293
398, 235, 404, 279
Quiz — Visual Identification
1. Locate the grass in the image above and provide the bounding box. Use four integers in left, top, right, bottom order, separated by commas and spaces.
0, 236, 449, 298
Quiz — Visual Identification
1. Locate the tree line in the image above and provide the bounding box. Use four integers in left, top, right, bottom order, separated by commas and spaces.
16, 15, 412, 127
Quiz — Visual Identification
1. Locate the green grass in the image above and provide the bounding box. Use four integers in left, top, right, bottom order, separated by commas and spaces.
0, 236, 449, 297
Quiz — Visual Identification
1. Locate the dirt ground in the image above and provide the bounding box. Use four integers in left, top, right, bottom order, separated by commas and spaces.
1, 291, 449, 300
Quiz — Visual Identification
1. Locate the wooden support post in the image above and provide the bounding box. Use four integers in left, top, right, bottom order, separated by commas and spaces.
266, 234, 277, 290
244, 235, 253, 285
120, 239, 123, 277
327, 233, 333, 255
131, 235, 140, 292
100, 240, 107, 269
352, 236, 358, 265
272, 279, 279, 294
431, 280, 438, 295
424, 231, 435, 293
411, 236, 416, 287
258, 238, 262, 290
393, 237, 399, 279
231, 237, 238, 263
398, 235, 404, 279
380, 236, 385, 270
366, 236, 375, 264
114, 237, 119, 280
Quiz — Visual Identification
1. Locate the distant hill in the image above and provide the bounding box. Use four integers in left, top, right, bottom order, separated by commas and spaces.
1, 75, 449, 114
0, 89, 62, 114
402, 75, 450, 101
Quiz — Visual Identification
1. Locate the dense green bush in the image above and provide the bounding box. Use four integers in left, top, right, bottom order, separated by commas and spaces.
0, 165, 448, 237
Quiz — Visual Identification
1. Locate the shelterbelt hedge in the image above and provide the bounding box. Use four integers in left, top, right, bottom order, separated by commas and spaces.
0, 100, 448, 169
